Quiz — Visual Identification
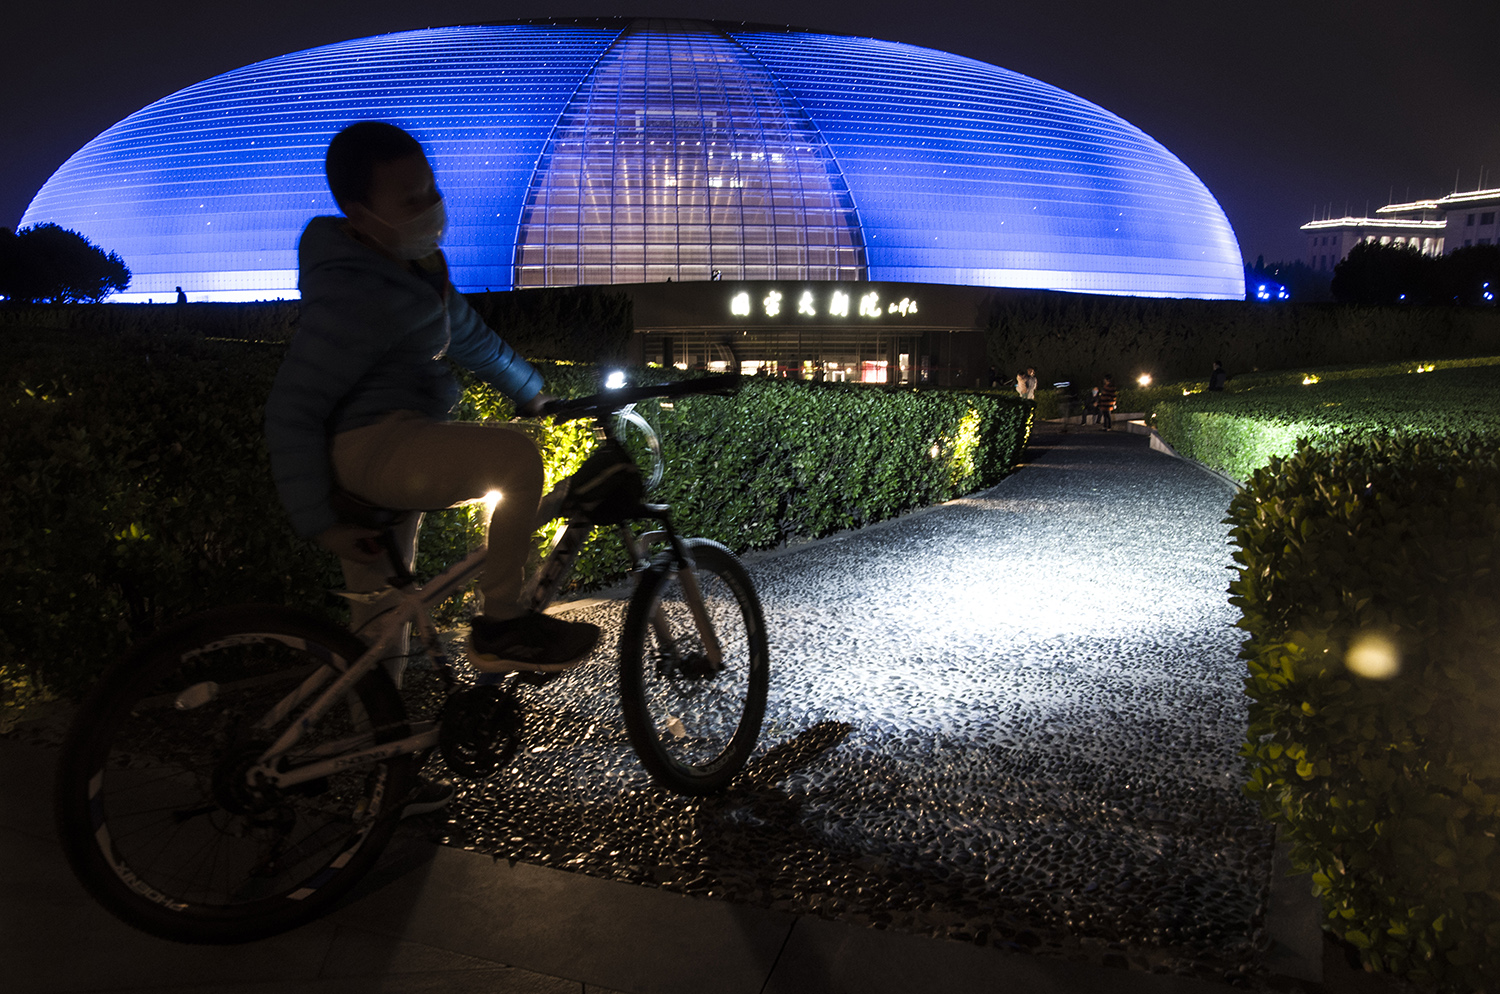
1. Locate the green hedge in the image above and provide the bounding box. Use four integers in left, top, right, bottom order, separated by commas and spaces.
0, 285, 632, 362
982, 291, 1500, 392
1, 327, 1029, 706
1228, 435, 1500, 989
1151, 358, 1500, 480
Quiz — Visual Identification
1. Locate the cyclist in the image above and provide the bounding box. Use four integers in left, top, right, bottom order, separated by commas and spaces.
265, 121, 601, 701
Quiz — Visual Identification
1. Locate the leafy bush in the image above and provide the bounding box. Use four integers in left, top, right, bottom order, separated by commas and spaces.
465, 285, 633, 363
1, 326, 1028, 705
1228, 435, 1500, 989
1152, 359, 1500, 480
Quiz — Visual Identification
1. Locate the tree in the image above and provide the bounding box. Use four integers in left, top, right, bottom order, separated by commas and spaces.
0, 223, 131, 303
1330, 241, 1439, 305
1437, 244, 1500, 306
1258, 259, 1333, 303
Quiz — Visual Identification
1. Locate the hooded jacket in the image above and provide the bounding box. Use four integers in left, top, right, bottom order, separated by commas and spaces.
265, 215, 543, 539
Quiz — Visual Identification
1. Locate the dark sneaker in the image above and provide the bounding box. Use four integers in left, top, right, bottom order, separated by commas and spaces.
469, 611, 601, 673
400, 776, 455, 819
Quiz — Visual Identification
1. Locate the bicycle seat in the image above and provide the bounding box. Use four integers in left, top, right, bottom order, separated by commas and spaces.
329, 488, 414, 531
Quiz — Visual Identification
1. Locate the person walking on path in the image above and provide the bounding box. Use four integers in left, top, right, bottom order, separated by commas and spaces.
1096, 374, 1118, 430
1015, 366, 1037, 400
1209, 359, 1228, 391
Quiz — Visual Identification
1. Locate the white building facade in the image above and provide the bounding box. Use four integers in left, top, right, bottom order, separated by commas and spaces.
1300, 187, 1500, 271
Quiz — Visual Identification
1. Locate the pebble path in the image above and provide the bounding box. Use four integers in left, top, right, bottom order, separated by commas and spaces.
426, 422, 1274, 984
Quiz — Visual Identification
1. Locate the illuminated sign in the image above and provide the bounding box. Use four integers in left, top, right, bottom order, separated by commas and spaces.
728, 287, 920, 320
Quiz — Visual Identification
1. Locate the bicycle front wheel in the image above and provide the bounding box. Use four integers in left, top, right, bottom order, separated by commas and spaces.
54, 604, 416, 943
619, 539, 768, 795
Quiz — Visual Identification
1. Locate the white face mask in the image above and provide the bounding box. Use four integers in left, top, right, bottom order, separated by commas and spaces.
362, 197, 447, 260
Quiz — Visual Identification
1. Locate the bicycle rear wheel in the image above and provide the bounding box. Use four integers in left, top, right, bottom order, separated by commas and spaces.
54, 604, 416, 943
619, 539, 768, 794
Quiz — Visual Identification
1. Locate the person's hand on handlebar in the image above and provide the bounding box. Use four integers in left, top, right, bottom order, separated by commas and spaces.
314, 522, 385, 565
518, 392, 557, 418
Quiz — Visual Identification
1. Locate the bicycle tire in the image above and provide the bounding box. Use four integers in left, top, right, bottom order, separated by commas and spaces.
54, 604, 417, 944
618, 539, 768, 795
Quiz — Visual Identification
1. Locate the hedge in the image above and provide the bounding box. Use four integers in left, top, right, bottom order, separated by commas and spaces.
1150, 358, 1500, 481
0, 283, 632, 363
982, 291, 1500, 392
1228, 435, 1500, 989
1, 326, 1029, 707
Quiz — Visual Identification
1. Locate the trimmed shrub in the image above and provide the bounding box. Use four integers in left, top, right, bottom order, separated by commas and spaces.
1228, 435, 1500, 989
981, 290, 1500, 393
1, 327, 1028, 705
1152, 359, 1500, 481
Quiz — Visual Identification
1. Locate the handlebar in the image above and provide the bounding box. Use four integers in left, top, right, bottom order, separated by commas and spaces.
543, 374, 742, 424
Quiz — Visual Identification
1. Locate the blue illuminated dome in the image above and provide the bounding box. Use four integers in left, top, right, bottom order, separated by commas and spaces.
21, 19, 1244, 301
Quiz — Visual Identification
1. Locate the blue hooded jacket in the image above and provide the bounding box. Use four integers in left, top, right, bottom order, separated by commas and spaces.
265, 216, 543, 539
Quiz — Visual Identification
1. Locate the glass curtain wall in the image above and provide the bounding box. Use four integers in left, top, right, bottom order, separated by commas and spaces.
514, 21, 866, 286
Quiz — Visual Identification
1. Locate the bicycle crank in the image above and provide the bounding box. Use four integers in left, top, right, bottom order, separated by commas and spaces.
440, 686, 523, 777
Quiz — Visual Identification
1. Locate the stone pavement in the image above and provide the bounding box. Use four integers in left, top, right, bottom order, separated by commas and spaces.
0, 423, 1396, 994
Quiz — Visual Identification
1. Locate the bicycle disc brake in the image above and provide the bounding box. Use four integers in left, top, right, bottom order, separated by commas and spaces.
440, 686, 523, 778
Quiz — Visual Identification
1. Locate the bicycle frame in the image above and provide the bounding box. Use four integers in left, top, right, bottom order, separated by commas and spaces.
243, 385, 738, 793
245, 516, 717, 791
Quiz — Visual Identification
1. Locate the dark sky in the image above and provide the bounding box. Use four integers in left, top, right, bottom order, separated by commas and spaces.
5, 0, 1498, 264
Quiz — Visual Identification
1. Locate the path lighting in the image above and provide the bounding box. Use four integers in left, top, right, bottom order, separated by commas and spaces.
1137, 373, 1152, 387
1302, 375, 1320, 385
605, 370, 626, 389
1346, 632, 1400, 680
482, 490, 503, 518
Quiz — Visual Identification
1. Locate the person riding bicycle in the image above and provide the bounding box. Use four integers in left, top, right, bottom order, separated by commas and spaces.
264, 121, 601, 684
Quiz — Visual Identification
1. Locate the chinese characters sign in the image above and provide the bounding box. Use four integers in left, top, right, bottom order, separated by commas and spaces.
729, 288, 919, 320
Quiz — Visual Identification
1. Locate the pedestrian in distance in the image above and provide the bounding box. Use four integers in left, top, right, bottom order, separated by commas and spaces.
1096, 374, 1118, 430
1015, 366, 1038, 400
174, 286, 187, 304
1209, 359, 1228, 391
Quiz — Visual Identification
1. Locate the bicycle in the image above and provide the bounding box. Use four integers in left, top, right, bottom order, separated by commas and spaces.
53, 374, 769, 943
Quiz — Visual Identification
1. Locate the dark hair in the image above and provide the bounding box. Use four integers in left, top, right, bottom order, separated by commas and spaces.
325, 121, 425, 208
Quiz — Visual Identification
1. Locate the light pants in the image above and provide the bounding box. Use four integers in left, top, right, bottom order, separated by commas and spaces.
330, 412, 545, 682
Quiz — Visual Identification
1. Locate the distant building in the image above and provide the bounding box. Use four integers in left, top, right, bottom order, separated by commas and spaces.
1300, 187, 1500, 272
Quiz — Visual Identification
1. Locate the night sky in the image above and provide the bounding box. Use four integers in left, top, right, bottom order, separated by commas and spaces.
5, 0, 1498, 266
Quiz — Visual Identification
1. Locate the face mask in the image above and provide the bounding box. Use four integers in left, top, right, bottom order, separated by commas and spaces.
361, 196, 446, 260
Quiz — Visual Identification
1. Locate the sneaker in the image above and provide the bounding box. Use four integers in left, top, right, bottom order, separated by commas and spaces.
469, 611, 601, 673
400, 776, 455, 819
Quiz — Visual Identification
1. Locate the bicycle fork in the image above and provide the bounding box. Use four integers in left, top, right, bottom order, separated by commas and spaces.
620, 522, 723, 670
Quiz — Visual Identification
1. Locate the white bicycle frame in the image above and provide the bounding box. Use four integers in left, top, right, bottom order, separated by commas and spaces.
243, 515, 722, 792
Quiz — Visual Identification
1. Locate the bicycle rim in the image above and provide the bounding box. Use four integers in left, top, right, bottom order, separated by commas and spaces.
55, 605, 415, 943
619, 540, 768, 794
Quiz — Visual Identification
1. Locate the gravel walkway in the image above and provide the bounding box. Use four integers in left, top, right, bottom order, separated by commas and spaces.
432, 422, 1274, 984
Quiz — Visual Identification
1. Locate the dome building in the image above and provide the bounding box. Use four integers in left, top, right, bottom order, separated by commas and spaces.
22, 18, 1243, 303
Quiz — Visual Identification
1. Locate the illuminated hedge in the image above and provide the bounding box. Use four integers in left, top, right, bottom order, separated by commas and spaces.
1228, 435, 1500, 988
1151, 359, 1500, 480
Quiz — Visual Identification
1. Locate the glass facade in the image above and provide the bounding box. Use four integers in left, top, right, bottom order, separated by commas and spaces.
515, 21, 864, 286
20, 19, 1243, 301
